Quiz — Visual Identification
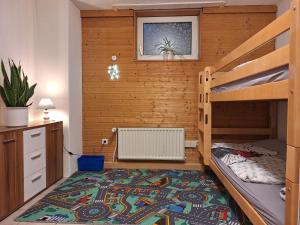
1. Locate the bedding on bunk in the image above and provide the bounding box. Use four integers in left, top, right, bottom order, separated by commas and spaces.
228, 156, 285, 184
212, 65, 288, 93
211, 139, 286, 225
212, 142, 286, 184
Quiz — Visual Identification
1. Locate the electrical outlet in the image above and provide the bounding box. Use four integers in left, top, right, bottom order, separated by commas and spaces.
101, 139, 109, 145
185, 140, 198, 148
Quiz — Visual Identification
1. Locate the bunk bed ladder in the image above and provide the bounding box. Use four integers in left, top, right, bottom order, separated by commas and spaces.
198, 67, 212, 165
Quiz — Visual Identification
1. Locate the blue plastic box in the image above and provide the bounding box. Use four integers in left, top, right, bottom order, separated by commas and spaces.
77, 155, 104, 171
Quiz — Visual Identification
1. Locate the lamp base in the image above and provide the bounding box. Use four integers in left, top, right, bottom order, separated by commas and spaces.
43, 110, 50, 121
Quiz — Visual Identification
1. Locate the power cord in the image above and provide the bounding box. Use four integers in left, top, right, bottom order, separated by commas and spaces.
64, 146, 81, 157
112, 130, 118, 162
63, 128, 118, 159
100, 128, 118, 152
62, 134, 81, 157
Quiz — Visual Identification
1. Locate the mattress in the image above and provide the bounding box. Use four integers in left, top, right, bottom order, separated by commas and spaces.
212, 66, 289, 93
211, 139, 286, 225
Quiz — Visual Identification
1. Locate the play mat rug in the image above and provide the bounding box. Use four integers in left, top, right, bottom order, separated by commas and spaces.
16, 169, 251, 225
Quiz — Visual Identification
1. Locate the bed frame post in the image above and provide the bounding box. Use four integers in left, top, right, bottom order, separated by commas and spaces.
288, 0, 300, 147
269, 102, 278, 138
198, 67, 213, 166
286, 0, 300, 224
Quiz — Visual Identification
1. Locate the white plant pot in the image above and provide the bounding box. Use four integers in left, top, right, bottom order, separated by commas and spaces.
162, 51, 174, 60
168, 52, 174, 60
5, 107, 28, 127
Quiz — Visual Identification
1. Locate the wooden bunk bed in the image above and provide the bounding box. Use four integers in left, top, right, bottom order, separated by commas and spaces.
198, 0, 300, 224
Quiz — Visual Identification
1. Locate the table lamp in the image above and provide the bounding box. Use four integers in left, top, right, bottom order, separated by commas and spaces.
38, 98, 55, 120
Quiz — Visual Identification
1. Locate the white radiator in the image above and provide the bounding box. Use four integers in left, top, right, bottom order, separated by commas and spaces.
118, 128, 185, 161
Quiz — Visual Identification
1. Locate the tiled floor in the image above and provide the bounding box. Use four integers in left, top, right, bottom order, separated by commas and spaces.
0, 179, 77, 225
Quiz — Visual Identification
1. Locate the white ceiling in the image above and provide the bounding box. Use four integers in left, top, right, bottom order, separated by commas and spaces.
72, 0, 280, 10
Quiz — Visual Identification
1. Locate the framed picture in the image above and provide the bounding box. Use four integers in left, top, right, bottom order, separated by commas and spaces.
136, 16, 199, 60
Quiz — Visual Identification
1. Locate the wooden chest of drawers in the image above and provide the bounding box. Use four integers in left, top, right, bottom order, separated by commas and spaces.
23, 127, 46, 201
0, 121, 63, 221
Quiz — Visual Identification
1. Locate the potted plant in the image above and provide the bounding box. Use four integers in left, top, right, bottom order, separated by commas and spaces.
156, 37, 177, 60
0, 59, 37, 127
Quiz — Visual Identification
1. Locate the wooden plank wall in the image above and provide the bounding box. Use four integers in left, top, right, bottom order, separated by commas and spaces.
212, 102, 273, 141
82, 7, 276, 163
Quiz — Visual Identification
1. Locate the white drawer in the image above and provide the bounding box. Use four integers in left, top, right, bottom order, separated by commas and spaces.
24, 168, 46, 201
23, 127, 45, 154
24, 148, 46, 178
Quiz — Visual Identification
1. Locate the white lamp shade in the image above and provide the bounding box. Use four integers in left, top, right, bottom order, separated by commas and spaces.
38, 98, 55, 109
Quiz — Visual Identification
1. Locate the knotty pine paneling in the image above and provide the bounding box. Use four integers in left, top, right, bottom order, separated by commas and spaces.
82, 9, 275, 163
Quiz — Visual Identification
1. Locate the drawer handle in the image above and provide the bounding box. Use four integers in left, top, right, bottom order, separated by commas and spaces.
31, 174, 42, 183
3, 139, 16, 144
51, 128, 58, 132
31, 132, 41, 137
31, 153, 42, 160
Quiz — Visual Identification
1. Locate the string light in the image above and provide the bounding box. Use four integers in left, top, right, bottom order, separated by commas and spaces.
107, 55, 120, 80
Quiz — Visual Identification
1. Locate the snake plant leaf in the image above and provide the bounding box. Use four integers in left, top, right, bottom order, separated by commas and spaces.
10, 60, 21, 91
0, 86, 10, 106
0, 59, 36, 107
18, 77, 29, 106
19, 71, 27, 95
26, 83, 37, 106
2, 80, 13, 106
1, 60, 7, 77
17, 62, 22, 76
18, 92, 26, 106
1, 60, 11, 91
1, 60, 16, 106
3, 85, 15, 106
9, 60, 18, 105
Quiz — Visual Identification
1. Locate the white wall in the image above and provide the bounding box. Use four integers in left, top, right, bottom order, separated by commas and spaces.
34, 0, 69, 124
68, 1, 83, 174
0, 0, 37, 122
34, 0, 82, 177
34, 0, 71, 176
0, 0, 82, 177
276, 0, 291, 141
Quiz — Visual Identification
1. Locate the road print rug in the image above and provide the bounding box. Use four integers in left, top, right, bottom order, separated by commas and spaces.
16, 169, 251, 225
